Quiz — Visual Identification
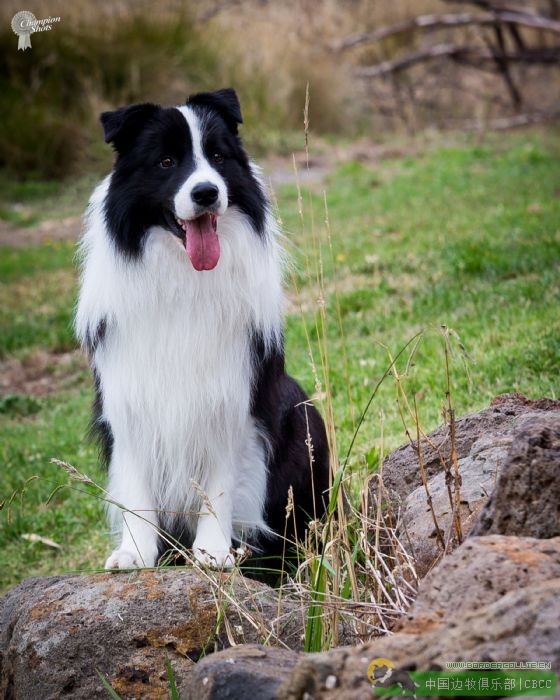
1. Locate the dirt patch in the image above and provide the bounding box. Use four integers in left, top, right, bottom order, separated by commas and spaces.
0, 217, 82, 249
491, 392, 560, 411
263, 153, 332, 190
0, 140, 424, 249
285, 272, 372, 315
0, 349, 87, 397
285, 268, 418, 315
262, 141, 421, 191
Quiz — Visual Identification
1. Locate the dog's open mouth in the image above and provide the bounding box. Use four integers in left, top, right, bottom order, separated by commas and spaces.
167, 212, 220, 271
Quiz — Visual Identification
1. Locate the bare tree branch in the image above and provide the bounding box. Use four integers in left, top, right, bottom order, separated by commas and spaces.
442, 0, 540, 14
489, 22, 523, 106
449, 110, 560, 129
343, 1, 560, 130
336, 10, 560, 52
354, 44, 560, 78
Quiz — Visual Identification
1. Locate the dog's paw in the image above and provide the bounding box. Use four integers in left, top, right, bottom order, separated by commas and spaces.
104, 549, 153, 570
192, 545, 236, 570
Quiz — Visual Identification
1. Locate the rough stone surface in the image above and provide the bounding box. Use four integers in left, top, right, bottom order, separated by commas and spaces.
376, 393, 560, 503
401, 433, 510, 576
0, 569, 304, 699
277, 579, 560, 699
189, 644, 299, 700
473, 412, 560, 538
401, 535, 560, 629
4, 396, 560, 699
187, 536, 560, 699
375, 394, 560, 576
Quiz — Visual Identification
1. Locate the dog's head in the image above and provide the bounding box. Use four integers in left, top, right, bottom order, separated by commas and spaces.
101, 88, 265, 269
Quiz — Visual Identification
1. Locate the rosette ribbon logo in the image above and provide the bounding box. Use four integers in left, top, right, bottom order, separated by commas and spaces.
11, 11, 60, 51
11, 10, 36, 51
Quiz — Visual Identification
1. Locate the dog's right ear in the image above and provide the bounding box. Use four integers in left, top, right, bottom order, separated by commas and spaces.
100, 103, 159, 154
186, 88, 243, 134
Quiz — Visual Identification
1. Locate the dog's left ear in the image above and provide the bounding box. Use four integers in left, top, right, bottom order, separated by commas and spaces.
186, 88, 242, 134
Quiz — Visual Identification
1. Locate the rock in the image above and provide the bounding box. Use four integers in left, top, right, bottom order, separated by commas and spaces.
0, 569, 305, 699
401, 433, 510, 576
373, 394, 560, 576
472, 412, 560, 538
187, 536, 560, 699
189, 645, 299, 700
401, 535, 560, 629
377, 393, 559, 503
5, 396, 560, 700
277, 578, 560, 699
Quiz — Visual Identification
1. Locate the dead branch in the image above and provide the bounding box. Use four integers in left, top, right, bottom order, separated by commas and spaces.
442, 0, 541, 13
448, 109, 560, 129
336, 10, 560, 52
354, 44, 560, 78
488, 21, 523, 106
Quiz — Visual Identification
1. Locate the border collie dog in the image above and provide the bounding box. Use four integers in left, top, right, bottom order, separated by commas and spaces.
76, 88, 329, 571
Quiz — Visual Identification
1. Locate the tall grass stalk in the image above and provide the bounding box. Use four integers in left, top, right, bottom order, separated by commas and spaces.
286, 92, 474, 649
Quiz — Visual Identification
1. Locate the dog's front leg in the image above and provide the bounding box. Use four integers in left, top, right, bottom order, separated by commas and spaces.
192, 466, 235, 569
104, 445, 159, 570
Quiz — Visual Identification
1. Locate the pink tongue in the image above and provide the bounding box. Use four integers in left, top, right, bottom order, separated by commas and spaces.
185, 214, 220, 271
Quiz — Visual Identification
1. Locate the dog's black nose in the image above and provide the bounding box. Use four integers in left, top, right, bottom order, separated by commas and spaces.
192, 182, 219, 207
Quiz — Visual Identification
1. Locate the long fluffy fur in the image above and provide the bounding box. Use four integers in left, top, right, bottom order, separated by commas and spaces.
77, 182, 282, 540
76, 91, 329, 571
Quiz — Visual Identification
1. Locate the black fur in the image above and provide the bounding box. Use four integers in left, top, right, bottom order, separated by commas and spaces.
89, 370, 114, 468
250, 332, 329, 539
84, 317, 106, 356
246, 331, 329, 577
85, 319, 113, 467
187, 88, 243, 134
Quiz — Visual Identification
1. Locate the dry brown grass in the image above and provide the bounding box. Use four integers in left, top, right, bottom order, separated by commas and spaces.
3, 0, 558, 181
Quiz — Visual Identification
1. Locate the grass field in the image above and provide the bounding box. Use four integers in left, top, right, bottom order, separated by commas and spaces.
1, 129, 559, 593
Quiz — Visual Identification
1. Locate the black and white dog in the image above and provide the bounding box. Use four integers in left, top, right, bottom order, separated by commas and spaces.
76, 88, 329, 571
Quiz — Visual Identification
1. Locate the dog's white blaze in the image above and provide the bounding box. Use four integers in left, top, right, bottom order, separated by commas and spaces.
76, 170, 284, 567
173, 106, 228, 220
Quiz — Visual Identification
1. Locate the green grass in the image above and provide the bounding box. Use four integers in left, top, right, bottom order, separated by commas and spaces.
1, 130, 559, 593
0, 171, 103, 226
0, 242, 77, 357
280, 133, 560, 460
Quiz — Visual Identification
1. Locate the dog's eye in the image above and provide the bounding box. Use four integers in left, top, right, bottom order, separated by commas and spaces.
159, 157, 175, 169
212, 153, 224, 165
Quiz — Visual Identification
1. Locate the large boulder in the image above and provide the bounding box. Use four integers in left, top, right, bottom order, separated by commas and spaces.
188, 536, 560, 699
376, 394, 558, 502
0, 569, 305, 699
400, 432, 510, 577
472, 412, 560, 538
373, 394, 560, 576
401, 535, 560, 629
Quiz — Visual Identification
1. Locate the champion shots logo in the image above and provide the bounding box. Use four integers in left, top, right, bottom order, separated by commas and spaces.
11, 10, 61, 51
368, 658, 420, 698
